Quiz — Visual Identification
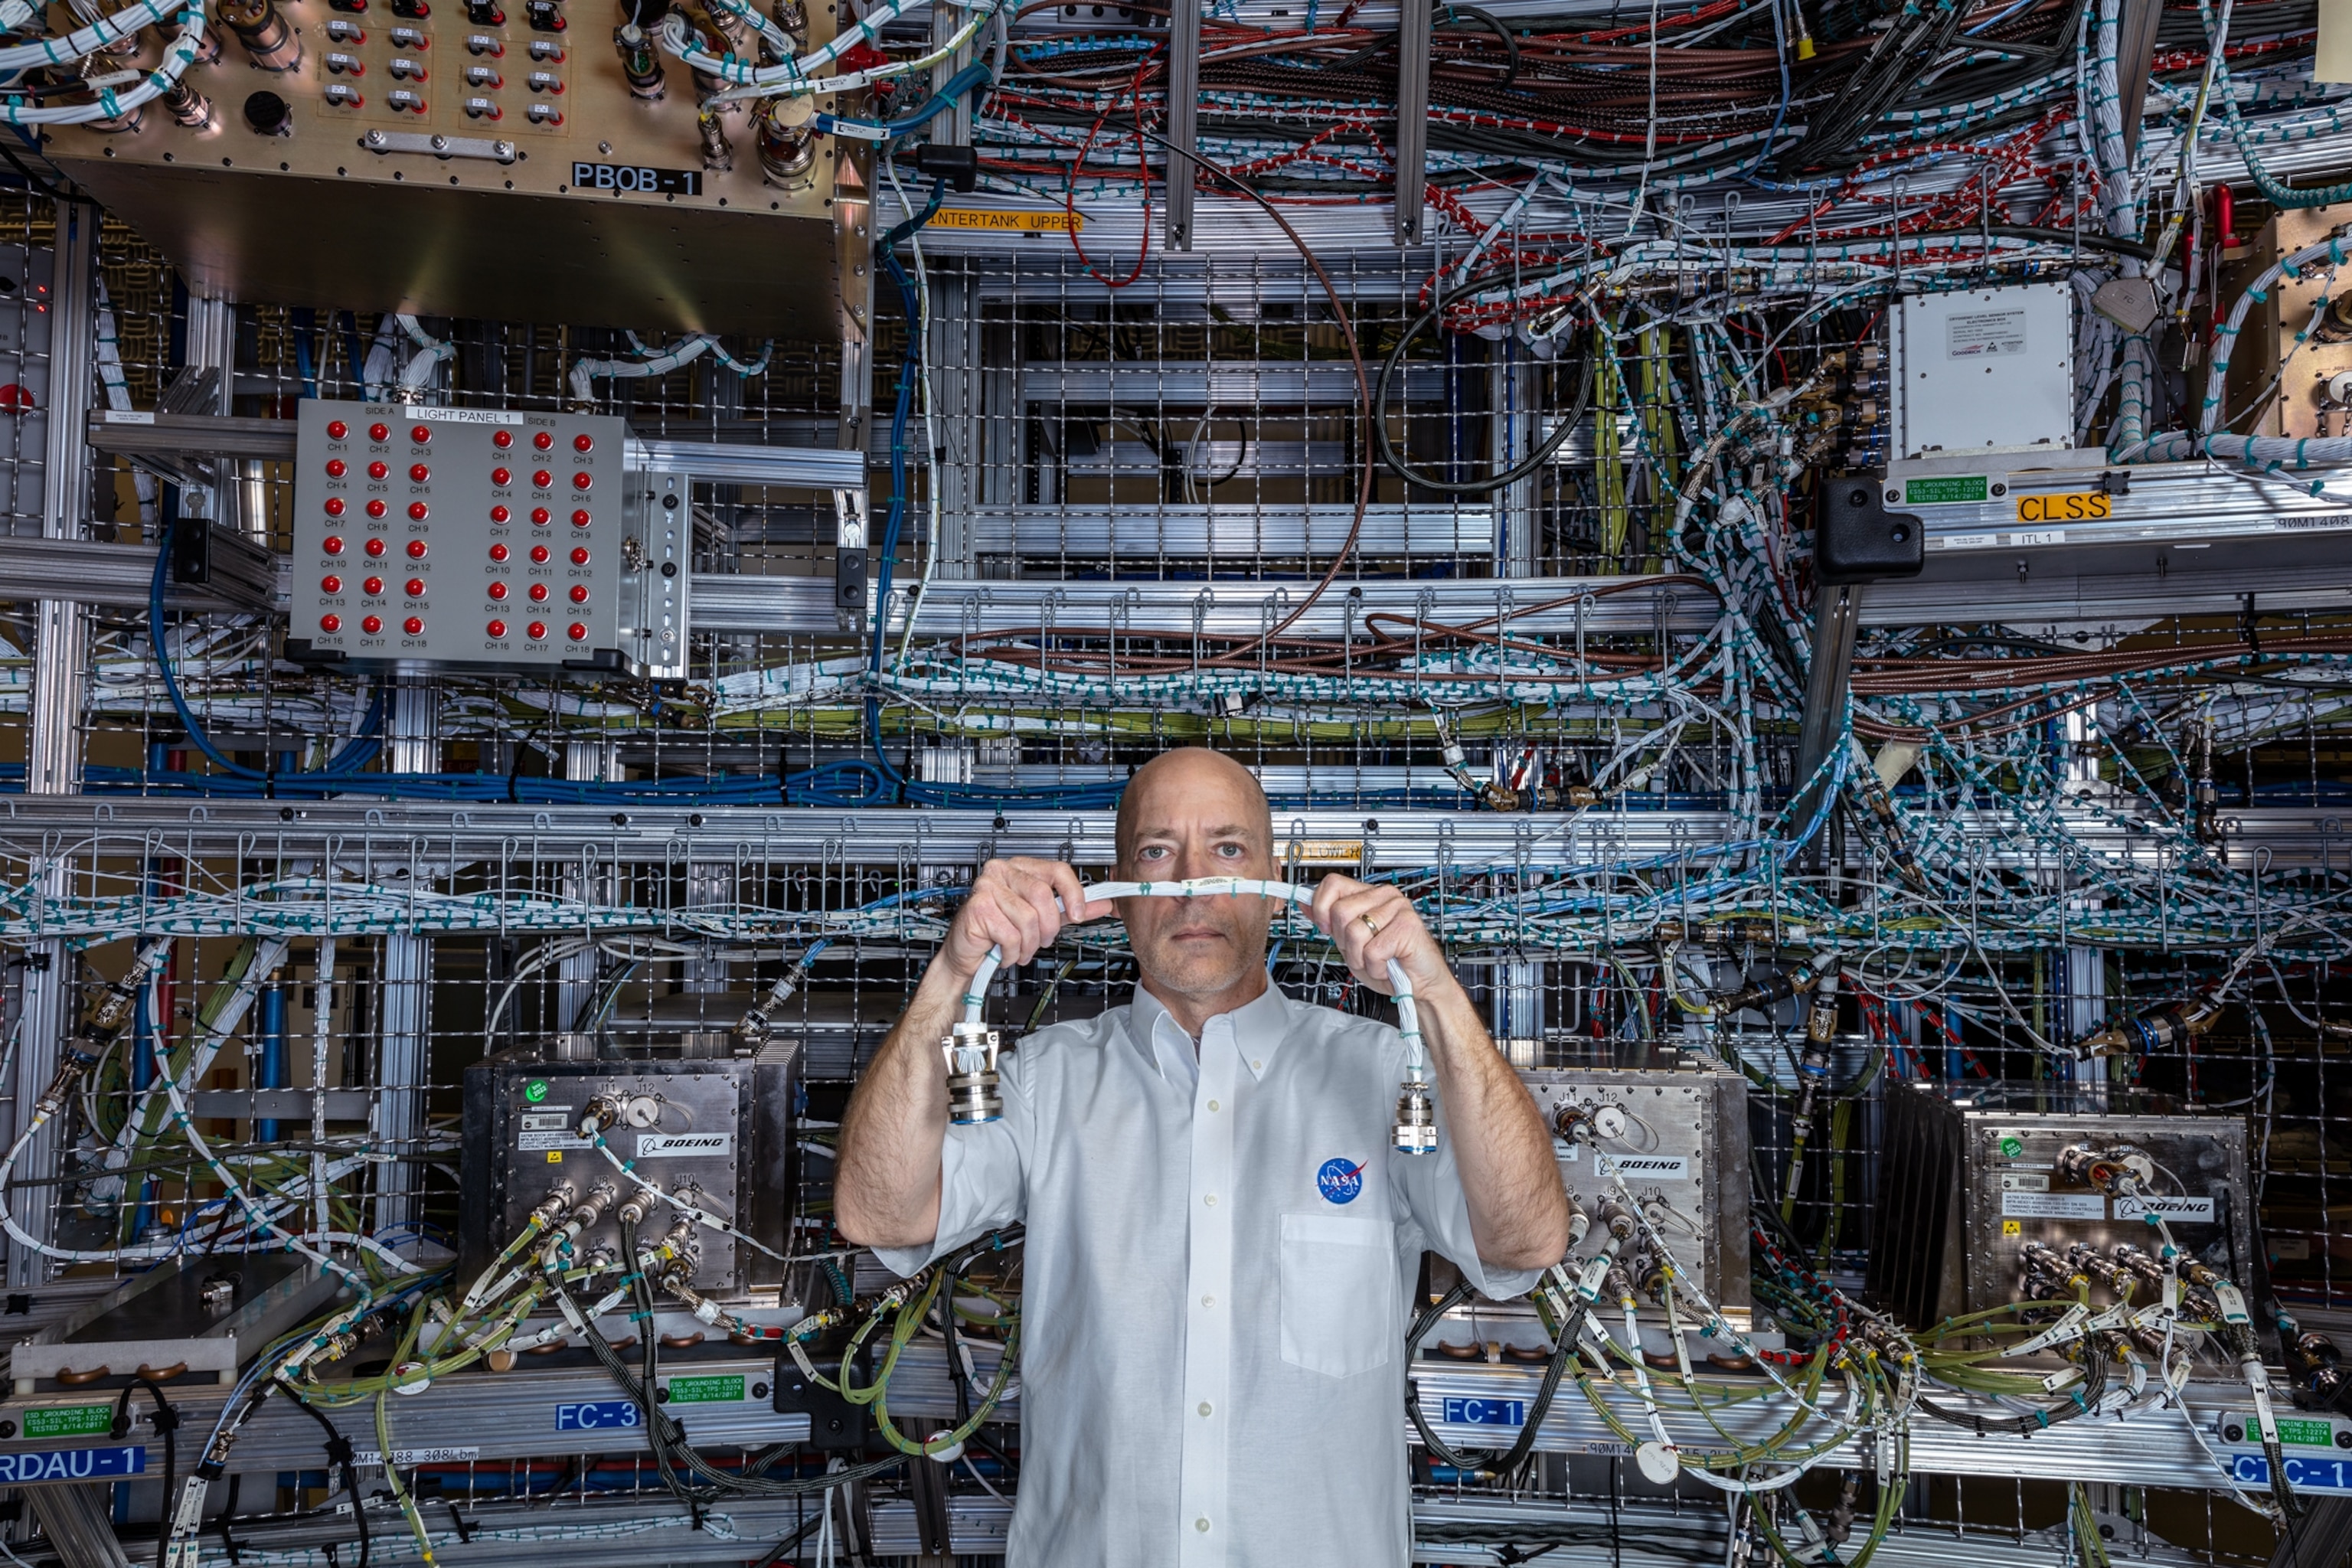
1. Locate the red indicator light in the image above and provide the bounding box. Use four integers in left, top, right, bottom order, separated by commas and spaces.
573, 433, 593, 452
530, 507, 551, 527
487, 619, 508, 636
410, 424, 431, 444
368, 422, 390, 442
406, 539, 427, 559
407, 501, 430, 521
489, 543, 509, 562
532, 430, 553, 450
325, 459, 347, 478
528, 583, 549, 603
405, 577, 426, 596
570, 471, 592, 492
368, 460, 389, 480
568, 584, 588, 604
319, 613, 341, 632
527, 620, 547, 639
363, 576, 385, 596
364, 538, 387, 558
569, 508, 590, 528
492, 468, 511, 487
532, 469, 553, 489
321, 575, 342, 593
326, 420, 349, 440
409, 462, 430, 482
492, 430, 514, 449
403, 616, 423, 635
323, 535, 345, 555
366, 499, 388, 519
488, 582, 509, 600
361, 615, 384, 635
490, 505, 510, 524
567, 622, 587, 641
324, 496, 346, 517
570, 546, 589, 564
530, 544, 550, 564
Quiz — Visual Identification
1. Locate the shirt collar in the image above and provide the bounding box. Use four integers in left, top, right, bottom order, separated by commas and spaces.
1126, 981, 1292, 1085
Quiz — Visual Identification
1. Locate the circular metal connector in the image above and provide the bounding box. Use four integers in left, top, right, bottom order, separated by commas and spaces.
1393, 1083, 1439, 1155
943, 1024, 1004, 1125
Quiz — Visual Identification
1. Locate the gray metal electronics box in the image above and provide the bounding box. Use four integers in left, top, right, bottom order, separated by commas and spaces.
1870, 1082, 2262, 1333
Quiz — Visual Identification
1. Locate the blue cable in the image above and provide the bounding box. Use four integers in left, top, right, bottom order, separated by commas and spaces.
149, 522, 383, 783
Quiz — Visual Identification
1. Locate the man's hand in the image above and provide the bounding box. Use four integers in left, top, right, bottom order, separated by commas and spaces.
939, 858, 1117, 989
1306, 873, 1457, 1004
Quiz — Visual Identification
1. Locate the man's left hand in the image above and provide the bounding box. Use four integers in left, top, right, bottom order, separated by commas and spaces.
1307, 874, 1456, 1003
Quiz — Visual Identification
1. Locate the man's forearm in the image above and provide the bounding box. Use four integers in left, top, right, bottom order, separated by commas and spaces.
1416, 975, 1573, 1271
835, 965, 965, 1249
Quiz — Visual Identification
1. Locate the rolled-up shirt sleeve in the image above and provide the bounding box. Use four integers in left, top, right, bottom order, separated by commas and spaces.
867, 1045, 1034, 1278
1391, 1083, 1549, 1302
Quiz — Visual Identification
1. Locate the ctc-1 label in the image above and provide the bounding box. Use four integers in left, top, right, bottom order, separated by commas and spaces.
571, 162, 703, 197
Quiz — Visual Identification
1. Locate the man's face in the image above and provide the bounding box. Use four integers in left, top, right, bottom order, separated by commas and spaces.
1117, 756, 1278, 1004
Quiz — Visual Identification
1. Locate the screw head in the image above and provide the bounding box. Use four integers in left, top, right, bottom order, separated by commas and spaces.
1991, 482, 2008, 497
1884, 488, 1900, 504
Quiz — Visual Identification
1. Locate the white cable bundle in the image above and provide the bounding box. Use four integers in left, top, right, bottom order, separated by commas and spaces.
953, 877, 1436, 1152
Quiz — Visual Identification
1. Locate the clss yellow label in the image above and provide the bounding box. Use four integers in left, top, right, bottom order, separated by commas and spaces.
2014, 491, 2111, 523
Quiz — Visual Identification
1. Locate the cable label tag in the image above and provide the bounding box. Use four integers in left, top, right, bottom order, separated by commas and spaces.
2040, 1366, 2085, 1394
2213, 1283, 2252, 1325
789, 1338, 820, 1383
2009, 1302, 2090, 1354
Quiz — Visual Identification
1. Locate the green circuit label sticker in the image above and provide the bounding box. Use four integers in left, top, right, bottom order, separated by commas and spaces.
1903, 475, 1991, 505
19, 1404, 113, 1440
524, 1080, 550, 1104
2275, 1417, 2338, 1447
665, 1375, 746, 1405
1998, 1135, 2024, 1158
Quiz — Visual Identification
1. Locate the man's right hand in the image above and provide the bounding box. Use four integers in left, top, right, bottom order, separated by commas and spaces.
936, 858, 1116, 989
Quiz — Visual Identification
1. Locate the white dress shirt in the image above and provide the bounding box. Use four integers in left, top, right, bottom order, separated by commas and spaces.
874, 982, 1544, 1566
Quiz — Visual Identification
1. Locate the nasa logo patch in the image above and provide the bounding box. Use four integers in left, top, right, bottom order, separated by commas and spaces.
1315, 1158, 1364, 1204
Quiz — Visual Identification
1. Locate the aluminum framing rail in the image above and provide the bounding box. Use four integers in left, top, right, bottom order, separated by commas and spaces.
0, 535, 283, 614
0, 1353, 2296, 1495
0, 798, 2343, 871
75, 1486, 2231, 1566
706, 572, 1724, 637
1407, 1362, 2281, 1495
1021, 360, 1450, 404
83, 411, 867, 495
964, 502, 1497, 557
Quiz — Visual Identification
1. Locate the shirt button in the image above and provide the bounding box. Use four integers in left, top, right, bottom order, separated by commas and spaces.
1202, 1295, 1215, 1308
1195, 1519, 1211, 1534
1207, 1099, 1220, 1112
1253, 1060, 1263, 1070
1204, 1194, 1217, 1207
1197, 1401, 1214, 1416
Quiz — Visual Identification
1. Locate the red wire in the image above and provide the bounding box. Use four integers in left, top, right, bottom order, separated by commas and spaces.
1062, 49, 1159, 290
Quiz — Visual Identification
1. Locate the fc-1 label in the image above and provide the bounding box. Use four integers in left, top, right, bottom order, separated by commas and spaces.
572, 162, 703, 196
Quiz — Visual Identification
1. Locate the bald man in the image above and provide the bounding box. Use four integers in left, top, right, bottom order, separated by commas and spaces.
837, 747, 1571, 1567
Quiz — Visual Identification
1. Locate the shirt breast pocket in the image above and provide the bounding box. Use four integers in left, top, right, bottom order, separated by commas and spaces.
1279, 1211, 1400, 1379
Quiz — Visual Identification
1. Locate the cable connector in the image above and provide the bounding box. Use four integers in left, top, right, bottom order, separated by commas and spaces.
1393, 1075, 1438, 1155
942, 1021, 1001, 1124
